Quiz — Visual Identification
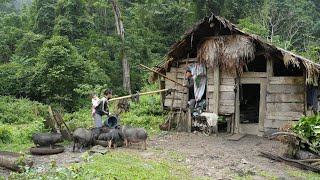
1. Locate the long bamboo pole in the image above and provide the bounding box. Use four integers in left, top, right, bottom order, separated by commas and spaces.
139, 64, 185, 87
108, 88, 175, 102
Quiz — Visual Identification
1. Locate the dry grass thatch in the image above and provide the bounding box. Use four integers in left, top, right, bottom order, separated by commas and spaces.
197, 35, 255, 76
283, 52, 319, 85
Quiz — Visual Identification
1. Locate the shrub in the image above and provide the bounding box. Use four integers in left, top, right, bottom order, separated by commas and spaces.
17, 119, 49, 143
292, 115, 320, 147
0, 125, 13, 143
0, 96, 48, 124
63, 108, 93, 132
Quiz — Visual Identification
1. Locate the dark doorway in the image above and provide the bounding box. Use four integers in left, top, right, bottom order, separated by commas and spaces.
240, 84, 260, 124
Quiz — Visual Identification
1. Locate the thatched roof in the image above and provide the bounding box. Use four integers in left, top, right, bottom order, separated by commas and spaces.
152, 13, 320, 84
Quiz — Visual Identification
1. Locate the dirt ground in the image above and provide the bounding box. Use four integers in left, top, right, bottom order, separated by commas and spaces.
0, 132, 312, 179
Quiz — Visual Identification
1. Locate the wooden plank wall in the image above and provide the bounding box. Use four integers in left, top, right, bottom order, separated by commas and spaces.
265, 76, 305, 128
217, 71, 235, 114
207, 67, 214, 112
163, 64, 188, 109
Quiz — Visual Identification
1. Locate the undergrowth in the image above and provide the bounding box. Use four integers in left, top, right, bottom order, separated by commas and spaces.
0, 96, 50, 151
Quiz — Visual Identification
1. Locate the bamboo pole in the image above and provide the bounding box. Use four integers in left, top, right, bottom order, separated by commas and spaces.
139, 64, 185, 87
108, 88, 174, 102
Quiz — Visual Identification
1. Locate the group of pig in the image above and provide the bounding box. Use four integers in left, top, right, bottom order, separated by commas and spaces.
72, 125, 148, 152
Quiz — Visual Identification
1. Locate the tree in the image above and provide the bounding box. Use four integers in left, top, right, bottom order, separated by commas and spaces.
35, 36, 88, 110
0, 26, 23, 63
54, 0, 94, 41
30, 0, 57, 37
110, 0, 131, 93
35, 36, 109, 110
15, 32, 44, 58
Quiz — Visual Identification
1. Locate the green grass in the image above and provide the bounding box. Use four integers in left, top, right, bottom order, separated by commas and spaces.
0, 142, 33, 152
287, 168, 320, 179
256, 170, 278, 180
11, 150, 191, 179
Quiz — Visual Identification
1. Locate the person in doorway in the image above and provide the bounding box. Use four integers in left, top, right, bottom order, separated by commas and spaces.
94, 89, 113, 127
183, 69, 196, 111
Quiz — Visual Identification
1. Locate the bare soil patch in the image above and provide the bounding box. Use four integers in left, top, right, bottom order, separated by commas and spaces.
149, 132, 308, 179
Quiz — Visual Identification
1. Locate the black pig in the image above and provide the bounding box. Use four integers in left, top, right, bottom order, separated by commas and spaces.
32, 133, 63, 149
117, 126, 148, 150
72, 128, 93, 152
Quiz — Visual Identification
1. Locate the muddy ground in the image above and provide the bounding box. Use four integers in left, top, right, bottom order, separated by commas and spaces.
0, 132, 312, 179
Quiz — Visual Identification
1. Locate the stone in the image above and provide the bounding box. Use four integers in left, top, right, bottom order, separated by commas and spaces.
89, 145, 109, 155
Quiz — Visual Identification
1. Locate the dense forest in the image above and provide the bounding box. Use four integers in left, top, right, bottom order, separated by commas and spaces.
0, 0, 319, 112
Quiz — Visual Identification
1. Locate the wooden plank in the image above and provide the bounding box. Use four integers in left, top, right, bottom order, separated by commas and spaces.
264, 119, 298, 128
208, 92, 214, 99
219, 105, 235, 114
221, 78, 235, 85
164, 98, 187, 108
218, 99, 234, 106
267, 94, 305, 103
219, 91, 235, 100
259, 82, 267, 131
227, 133, 246, 141
234, 78, 240, 133
170, 67, 187, 74
213, 67, 220, 114
267, 103, 305, 112
240, 78, 266, 84
207, 78, 214, 85
242, 72, 267, 78
221, 71, 234, 78
266, 112, 303, 120
207, 67, 214, 76
165, 93, 187, 100
219, 85, 234, 92
267, 58, 273, 78
268, 85, 305, 93
165, 80, 185, 87
269, 77, 304, 85
207, 85, 214, 92
166, 71, 185, 80
210, 102, 234, 110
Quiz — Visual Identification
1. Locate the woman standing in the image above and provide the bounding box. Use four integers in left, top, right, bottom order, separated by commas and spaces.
94, 89, 112, 127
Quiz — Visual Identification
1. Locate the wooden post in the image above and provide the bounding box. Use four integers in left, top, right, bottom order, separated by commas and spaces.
213, 67, 220, 114
178, 55, 189, 132
234, 77, 240, 133
48, 106, 59, 133
303, 65, 309, 116
168, 68, 178, 131
259, 81, 267, 133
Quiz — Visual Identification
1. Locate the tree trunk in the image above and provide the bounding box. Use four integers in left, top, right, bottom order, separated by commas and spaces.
110, 0, 131, 93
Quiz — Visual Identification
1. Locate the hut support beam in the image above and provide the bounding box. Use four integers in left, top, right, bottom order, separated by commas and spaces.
213, 67, 220, 114
234, 77, 240, 133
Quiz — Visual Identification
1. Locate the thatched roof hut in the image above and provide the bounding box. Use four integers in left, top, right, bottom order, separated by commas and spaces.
153, 14, 320, 136
153, 13, 319, 84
